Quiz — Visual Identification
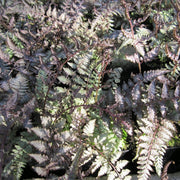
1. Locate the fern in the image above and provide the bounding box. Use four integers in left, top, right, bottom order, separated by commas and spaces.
136, 118, 175, 180
112, 68, 179, 179
0, 0, 180, 179
28, 118, 75, 177
9, 73, 31, 104
2, 133, 33, 180
80, 118, 131, 180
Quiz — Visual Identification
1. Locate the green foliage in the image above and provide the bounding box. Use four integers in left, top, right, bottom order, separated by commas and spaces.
168, 134, 180, 147
0, 0, 180, 179
3, 133, 33, 180
80, 118, 131, 180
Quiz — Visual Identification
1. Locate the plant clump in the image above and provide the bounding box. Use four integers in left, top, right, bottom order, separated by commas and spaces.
0, 0, 179, 179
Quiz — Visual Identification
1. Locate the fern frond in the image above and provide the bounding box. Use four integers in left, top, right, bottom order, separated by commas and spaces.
9, 73, 30, 104
137, 117, 176, 180
35, 69, 49, 99
3, 134, 32, 180
80, 118, 130, 180
90, 6, 115, 34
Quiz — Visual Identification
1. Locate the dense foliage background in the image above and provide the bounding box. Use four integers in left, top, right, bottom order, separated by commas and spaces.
0, 0, 180, 179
